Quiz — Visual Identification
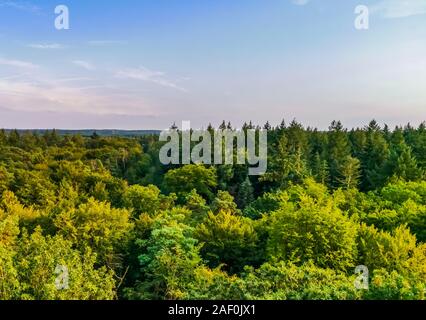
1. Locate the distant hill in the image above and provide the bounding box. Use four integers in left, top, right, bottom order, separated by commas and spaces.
3, 129, 161, 137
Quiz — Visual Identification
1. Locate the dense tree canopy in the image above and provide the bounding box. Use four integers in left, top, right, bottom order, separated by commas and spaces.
0, 121, 425, 300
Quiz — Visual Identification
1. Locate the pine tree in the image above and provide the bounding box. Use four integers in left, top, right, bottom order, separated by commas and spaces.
0, 129, 6, 145
409, 122, 426, 169
8, 129, 20, 145
349, 128, 366, 160
312, 152, 329, 185
383, 124, 391, 142
263, 121, 271, 130
392, 145, 423, 181
361, 121, 389, 190
286, 120, 308, 155
237, 177, 255, 209
327, 121, 351, 188
337, 156, 361, 189
261, 133, 308, 188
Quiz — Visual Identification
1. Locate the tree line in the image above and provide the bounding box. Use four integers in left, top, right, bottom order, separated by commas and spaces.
0, 119, 425, 300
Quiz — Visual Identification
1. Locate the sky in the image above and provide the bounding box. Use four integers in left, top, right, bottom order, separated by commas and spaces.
0, 0, 425, 130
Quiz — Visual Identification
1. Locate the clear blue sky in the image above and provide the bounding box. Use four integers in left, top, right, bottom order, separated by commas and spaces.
0, 0, 425, 129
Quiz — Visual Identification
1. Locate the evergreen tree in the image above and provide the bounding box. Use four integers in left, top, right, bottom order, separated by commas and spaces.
7, 129, 20, 145
386, 128, 423, 181
361, 121, 390, 190
393, 145, 423, 181
327, 121, 351, 188
0, 129, 6, 145
312, 152, 329, 185
409, 122, 426, 168
237, 177, 255, 209
263, 121, 271, 130
337, 156, 361, 189
261, 133, 308, 188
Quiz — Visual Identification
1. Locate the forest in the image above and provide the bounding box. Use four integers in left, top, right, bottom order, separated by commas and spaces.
0, 119, 426, 300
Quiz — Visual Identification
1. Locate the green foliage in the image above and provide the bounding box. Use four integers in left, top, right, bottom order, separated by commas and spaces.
336, 156, 361, 190
196, 210, 259, 273
163, 164, 217, 201
123, 184, 175, 216
211, 190, 240, 215
261, 133, 309, 188
54, 198, 133, 267
357, 224, 426, 280
359, 181, 426, 242
0, 124, 426, 300
366, 269, 426, 300
241, 262, 360, 300
14, 228, 116, 300
186, 261, 361, 300
0, 166, 13, 195
266, 180, 358, 271
360, 121, 390, 190
327, 121, 352, 189
237, 177, 255, 209
0, 245, 20, 300
183, 189, 210, 224
127, 213, 201, 300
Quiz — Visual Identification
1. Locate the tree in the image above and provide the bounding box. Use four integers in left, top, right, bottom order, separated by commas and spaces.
0, 206, 20, 299
7, 129, 20, 145
12, 169, 56, 208
163, 165, 217, 201
219, 121, 227, 130
123, 184, 175, 216
182, 189, 210, 225
263, 121, 272, 130
1, 191, 43, 232
237, 177, 255, 209
261, 133, 308, 188
393, 145, 423, 181
311, 152, 329, 185
127, 215, 201, 300
54, 198, 134, 267
0, 245, 20, 299
365, 269, 426, 300
327, 121, 352, 189
196, 210, 259, 273
357, 224, 426, 279
0, 166, 13, 195
267, 181, 358, 271
337, 156, 361, 189
14, 228, 116, 300
211, 190, 240, 215
240, 261, 360, 300
1, 121, 426, 301
410, 122, 426, 168
361, 122, 390, 190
